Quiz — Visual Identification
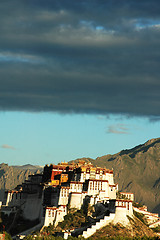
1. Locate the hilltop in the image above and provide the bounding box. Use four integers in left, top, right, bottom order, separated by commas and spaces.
1, 148, 160, 239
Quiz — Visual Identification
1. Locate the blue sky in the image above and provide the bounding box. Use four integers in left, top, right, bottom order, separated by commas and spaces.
0, 111, 159, 166
0, 0, 160, 166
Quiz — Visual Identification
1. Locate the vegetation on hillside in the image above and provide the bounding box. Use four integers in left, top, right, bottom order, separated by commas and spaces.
133, 211, 148, 225
24, 235, 159, 240
0, 211, 39, 236
22, 206, 158, 240
0, 205, 158, 240
87, 219, 156, 239
23, 222, 158, 240
56, 209, 87, 230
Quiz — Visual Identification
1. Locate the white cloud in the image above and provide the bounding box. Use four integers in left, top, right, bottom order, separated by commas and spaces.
107, 124, 129, 134
1, 144, 15, 150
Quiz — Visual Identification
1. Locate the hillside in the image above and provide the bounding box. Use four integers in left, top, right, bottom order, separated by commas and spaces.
26, 209, 156, 239
86, 138, 160, 214
0, 163, 42, 201
88, 219, 156, 239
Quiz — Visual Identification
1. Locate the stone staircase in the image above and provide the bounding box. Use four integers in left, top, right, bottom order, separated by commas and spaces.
82, 213, 115, 238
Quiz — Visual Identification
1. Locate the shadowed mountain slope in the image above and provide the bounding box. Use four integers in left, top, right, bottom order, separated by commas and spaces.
87, 138, 160, 214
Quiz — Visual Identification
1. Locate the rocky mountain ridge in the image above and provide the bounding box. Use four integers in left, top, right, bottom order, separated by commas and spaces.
89, 138, 160, 214
0, 163, 42, 200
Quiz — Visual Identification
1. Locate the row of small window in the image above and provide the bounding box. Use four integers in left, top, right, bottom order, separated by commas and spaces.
61, 189, 69, 197
70, 184, 82, 190
89, 182, 102, 190
126, 194, 132, 198
48, 209, 65, 217
116, 201, 130, 210
48, 210, 55, 218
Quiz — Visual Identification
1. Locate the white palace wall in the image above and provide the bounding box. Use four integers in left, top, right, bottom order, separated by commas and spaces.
44, 206, 67, 227
113, 200, 133, 226
69, 192, 84, 210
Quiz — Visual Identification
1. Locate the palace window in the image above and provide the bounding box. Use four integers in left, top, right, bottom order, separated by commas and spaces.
90, 182, 93, 190
48, 210, 51, 217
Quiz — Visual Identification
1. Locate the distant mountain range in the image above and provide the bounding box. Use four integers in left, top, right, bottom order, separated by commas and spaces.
12, 164, 43, 170
0, 138, 160, 215
0, 163, 42, 200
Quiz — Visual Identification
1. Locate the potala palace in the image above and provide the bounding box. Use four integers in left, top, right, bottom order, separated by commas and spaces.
1, 161, 160, 238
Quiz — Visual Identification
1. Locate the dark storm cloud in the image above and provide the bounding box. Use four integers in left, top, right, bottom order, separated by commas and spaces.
0, 0, 160, 116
